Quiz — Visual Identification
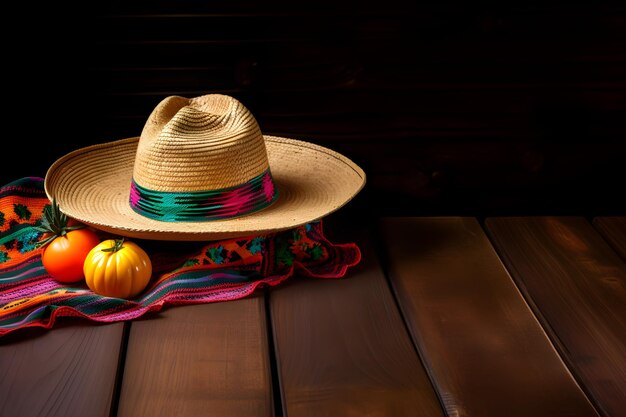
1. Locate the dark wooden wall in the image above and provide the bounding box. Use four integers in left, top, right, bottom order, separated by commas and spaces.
5, 1, 626, 216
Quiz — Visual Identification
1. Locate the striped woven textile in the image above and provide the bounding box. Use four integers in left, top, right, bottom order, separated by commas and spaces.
0, 177, 361, 336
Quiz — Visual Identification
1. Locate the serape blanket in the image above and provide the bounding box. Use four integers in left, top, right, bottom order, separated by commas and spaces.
0, 177, 360, 336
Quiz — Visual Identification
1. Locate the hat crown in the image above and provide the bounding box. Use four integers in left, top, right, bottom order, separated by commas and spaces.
133, 94, 269, 192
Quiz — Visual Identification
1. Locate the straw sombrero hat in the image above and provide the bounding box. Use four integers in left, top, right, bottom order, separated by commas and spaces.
44, 94, 365, 241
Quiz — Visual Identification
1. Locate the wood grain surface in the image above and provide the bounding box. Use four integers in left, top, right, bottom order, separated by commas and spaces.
269, 228, 444, 417
593, 217, 626, 261
116, 296, 273, 417
380, 217, 599, 417
485, 217, 626, 417
0, 321, 124, 417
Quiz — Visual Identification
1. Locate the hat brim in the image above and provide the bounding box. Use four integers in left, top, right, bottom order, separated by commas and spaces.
44, 135, 365, 241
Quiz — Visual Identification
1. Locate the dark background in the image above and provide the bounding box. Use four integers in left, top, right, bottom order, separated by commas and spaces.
4, 1, 625, 217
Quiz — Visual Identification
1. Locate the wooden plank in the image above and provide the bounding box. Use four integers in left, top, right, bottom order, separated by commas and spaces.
116, 295, 273, 417
380, 217, 599, 417
593, 216, 626, 261
485, 216, 626, 417
0, 321, 124, 417
269, 228, 444, 417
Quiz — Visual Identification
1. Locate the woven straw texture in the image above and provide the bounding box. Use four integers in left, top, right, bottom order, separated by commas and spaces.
45, 136, 365, 240
134, 94, 269, 191
45, 94, 365, 240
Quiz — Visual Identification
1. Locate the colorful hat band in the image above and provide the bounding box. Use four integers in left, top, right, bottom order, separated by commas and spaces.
130, 169, 278, 222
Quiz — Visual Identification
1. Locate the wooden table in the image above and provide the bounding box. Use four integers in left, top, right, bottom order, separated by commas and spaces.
1, 215, 624, 417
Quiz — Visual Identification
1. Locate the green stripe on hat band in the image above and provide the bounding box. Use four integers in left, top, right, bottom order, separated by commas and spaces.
129, 169, 278, 222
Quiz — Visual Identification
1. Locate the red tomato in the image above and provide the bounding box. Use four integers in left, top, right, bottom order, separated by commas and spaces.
42, 228, 101, 283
